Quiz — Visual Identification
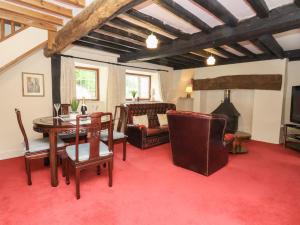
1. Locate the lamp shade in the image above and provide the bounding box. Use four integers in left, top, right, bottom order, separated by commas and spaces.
146, 34, 158, 49
186, 86, 193, 93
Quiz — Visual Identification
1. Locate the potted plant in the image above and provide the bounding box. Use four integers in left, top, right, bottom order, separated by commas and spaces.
70, 98, 80, 119
130, 90, 137, 101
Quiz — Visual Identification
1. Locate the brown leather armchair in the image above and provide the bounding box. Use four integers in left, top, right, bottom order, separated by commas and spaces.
167, 111, 229, 176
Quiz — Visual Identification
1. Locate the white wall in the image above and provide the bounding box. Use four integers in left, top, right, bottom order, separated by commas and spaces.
0, 27, 47, 68
172, 59, 287, 144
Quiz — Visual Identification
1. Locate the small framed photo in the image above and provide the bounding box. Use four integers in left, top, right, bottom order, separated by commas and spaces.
22, 72, 45, 97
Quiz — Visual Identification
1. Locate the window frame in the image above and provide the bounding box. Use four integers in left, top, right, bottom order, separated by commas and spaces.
125, 72, 152, 101
75, 66, 99, 101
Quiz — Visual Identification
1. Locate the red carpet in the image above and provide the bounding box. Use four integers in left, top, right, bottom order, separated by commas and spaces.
0, 141, 300, 225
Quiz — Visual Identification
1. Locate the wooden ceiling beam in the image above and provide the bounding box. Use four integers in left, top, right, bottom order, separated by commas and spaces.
250, 39, 272, 55
0, 1, 63, 26
0, 9, 57, 31
153, 0, 211, 32
79, 36, 137, 52
191, 0, 238, 27
295, 0, 300, 7
44, 0, 146, 57
227, 43, 257, 58
57, 0, 85, 8
245, 0, 269, 18
214, 47, 240, 59
73, 40, 126, 55
125, 9, 189, 39
118, 4, 300, 62
257, 35, 284, 58
8, 0, 73, 18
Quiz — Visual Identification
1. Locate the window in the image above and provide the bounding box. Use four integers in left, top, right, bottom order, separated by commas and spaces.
75, 66, 99, 100
126, 73, 151, 100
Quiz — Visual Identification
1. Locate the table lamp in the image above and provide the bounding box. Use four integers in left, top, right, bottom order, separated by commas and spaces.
186, 86, 193, 98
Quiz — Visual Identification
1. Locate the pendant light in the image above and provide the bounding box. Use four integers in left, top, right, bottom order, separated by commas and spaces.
207, 55, 216, 66
146, 33, 158, 49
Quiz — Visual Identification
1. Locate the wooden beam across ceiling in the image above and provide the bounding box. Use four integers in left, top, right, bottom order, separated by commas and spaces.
0, 9, 57, 31
44, 0, 146, 57
57, 0, 85, 8
0, 1, 63, 26
257, 35, 284, 58
191, 0, 238, 27
8, 0, 73, 18
245, 0, 269, 18
296, 0, 300, 7
153, 0, 211, 32
118, 4, 300, 62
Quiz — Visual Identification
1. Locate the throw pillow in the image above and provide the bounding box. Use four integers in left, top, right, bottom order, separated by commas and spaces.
133, 115, 149, 128
157, 114, 168, 126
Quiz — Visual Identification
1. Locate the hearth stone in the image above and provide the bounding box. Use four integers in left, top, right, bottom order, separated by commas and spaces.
212, 90, 240, 133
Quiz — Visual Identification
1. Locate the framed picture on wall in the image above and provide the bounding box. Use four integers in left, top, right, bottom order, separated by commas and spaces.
22, 72, 45, 97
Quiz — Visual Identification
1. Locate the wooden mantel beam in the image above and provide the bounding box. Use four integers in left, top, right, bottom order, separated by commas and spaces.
118, 4, 300, 62
44, 0, 145, 57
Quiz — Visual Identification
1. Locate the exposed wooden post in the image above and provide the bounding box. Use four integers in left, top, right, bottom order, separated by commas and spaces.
48, 31, 56, 49
44, 0, 145, 57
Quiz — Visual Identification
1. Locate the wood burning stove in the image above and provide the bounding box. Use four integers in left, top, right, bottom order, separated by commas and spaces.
212, 90, 240, 133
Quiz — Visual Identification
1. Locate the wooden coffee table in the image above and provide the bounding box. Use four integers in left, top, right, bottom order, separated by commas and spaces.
232, 131, 251, 154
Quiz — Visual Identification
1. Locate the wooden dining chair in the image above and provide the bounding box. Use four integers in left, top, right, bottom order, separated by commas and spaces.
65, 112, 114, 199
100, 105, 127, 161
15, 109, 68, 185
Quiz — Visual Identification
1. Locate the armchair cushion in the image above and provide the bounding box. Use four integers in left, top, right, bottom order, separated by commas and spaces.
25, 137, 66, 153
66, 142, 111, 162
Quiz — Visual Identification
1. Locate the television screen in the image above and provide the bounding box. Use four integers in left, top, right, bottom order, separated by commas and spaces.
290, 86, 300, 124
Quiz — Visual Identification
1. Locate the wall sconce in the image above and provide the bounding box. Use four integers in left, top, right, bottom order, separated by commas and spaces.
185, 86, 193, 98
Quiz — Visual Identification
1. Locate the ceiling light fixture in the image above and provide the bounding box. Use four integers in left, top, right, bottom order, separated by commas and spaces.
206, 55, 216, 66
146, 33, 158, 49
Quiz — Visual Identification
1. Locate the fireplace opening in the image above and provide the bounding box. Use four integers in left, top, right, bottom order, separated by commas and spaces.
212, 90, 240, 133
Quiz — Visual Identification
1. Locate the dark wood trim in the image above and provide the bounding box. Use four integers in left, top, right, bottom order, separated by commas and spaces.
75, 66, 100, 101
153, 0, 211, 32
125, 73, 151, 100
192, 74, 282, 90
51, 55, 61, 104
118, 4, 300, 62
245, 0, 269, 18
125, 9, 190, 38
191, 0, 238, 26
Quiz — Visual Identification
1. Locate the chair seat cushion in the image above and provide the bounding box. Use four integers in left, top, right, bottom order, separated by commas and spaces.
66, 142, 112, 162
26, 137, 66, 153
100, 129, 127, 141
146, 126, 169, 137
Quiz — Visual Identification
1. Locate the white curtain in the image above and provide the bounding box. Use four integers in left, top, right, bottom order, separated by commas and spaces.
106, 64, 126, 113
60, 57, 76, 104
159, 70, 172, 102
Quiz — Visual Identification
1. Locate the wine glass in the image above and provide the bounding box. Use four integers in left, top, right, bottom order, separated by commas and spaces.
54, 103, 61, 119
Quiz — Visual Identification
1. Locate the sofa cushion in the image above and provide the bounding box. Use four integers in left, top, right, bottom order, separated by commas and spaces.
157, 113, 168, 126
133, 114, 149, 128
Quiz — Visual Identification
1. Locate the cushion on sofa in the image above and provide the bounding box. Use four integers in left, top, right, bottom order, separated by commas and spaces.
133, 115, 149, 127
157, 113, 168, 126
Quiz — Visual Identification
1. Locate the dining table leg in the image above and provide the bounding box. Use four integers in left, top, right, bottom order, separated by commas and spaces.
49, 129, 58, 187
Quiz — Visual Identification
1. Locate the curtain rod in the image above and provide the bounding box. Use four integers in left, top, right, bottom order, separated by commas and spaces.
56, 54, 169, 72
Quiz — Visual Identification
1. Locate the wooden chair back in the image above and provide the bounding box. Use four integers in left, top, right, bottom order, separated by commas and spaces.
74, 112, 113, 162
15, 108, 29, 150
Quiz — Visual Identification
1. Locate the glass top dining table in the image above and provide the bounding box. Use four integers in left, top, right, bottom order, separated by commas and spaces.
33, 116, 110, 187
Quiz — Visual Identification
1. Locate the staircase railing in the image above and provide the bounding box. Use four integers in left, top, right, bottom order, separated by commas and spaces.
0, 19, 27, 42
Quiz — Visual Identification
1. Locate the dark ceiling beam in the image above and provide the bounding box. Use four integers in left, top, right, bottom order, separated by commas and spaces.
101, 24, 146, 42
73, 40, 125, 55
125, 9, 190, 38
213, 47, 240, 59
257, 34, 284, 58
147, 59, 177, 68
118, 4, 300, 62
153, 0, 211, 32
191, 0, 238, 26
79, 36, 136, 52
250, 39, 273, 55
166, 57, 198, 67
286, 49, 300, 61
169, 55, 204, 66
295, 0, 300, 7
227, 43, 257, 57
181, 53, 205, 62
88, 31, 143, 50
94, 29, 145, 46
245, 0, 269, 18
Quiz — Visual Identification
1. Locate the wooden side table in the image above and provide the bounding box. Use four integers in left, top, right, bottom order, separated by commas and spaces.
232, 131, 251, 154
